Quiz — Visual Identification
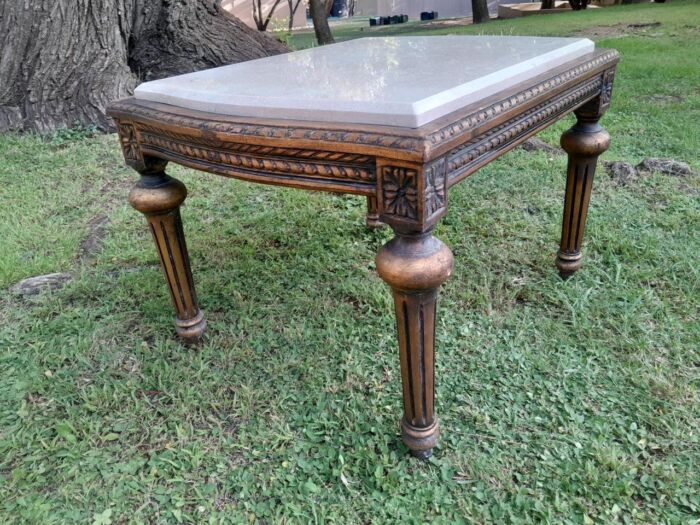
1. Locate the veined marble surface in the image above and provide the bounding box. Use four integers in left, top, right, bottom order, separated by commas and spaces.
134, 36, 595, 128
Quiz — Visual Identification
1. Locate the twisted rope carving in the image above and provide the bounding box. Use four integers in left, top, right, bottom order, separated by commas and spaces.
140, 133, 375, 182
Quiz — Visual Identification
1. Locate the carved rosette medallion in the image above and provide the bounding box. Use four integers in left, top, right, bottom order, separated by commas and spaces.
117, 122, 144, 169
600, 68, 615, 107
382, 166, 419, 219
378, 158, 447, 232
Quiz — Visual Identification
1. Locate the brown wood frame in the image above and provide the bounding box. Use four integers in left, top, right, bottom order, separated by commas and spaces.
108, 48, 618, 458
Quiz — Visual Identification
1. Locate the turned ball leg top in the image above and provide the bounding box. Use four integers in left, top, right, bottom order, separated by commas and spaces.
376, 233, 453, 293
129, 173, 188, 216
560, 121, 610, 158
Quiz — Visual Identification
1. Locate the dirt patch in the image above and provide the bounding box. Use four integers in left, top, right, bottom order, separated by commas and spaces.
574, 22, 661, 39
78, 214, 110, 261
645, 94, 684, 105
637, 158, 696, 178
604, 161, 638, 186
605, 157, 698, 189
76, 179, 133, 263
520, 137, 563, 156
678, 183, 700, 196
628, 22, 661, 30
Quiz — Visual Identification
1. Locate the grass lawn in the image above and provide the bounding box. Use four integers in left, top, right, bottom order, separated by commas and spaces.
1, 1, 699, 523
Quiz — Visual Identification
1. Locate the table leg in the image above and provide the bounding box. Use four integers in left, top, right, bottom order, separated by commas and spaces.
365, 195, 384, 229
128, 162, 206, 341
376, 230, 453, 458
556, 108, 610, 278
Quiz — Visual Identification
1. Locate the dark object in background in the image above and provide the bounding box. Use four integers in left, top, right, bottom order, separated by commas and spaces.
330, 0, 347, 17
420, 11, 438, 20
370, 14, 408, 26
568, 0, 589, 10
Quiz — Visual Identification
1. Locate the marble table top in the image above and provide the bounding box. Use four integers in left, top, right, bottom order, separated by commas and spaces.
134, 36, 595, 128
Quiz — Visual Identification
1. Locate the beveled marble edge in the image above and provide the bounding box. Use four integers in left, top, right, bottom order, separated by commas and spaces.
108, 49, 619, 162
408, 38, 594, 127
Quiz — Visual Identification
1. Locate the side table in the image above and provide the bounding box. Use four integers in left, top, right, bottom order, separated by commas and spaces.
108, 36, 618, 458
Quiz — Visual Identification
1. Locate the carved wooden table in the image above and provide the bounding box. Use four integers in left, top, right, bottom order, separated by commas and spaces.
108, 36, 618, 459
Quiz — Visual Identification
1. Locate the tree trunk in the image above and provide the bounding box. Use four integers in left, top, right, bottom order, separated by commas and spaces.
252, 0, 285, 31
471, 0, 490, 23
309, 0, 335, 45
0, 0, 287, 133
287, 0, 303, 31
541, 0, 556, 9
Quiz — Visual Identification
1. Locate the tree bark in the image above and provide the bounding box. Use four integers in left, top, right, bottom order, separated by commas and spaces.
471, 0, 490, 23
0, 0, 287, 133
309, 0, 335, 45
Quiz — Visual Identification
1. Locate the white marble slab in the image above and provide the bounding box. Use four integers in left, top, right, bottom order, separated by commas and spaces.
134, 36, 594, 128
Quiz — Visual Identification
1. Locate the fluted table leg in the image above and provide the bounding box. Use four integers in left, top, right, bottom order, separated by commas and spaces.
129, 161, 206, 341
556, 107, 610, 278
376, 230, 453, 458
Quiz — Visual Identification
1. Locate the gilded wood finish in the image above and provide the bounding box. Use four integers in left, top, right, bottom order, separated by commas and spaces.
109, 49, 618, 458
365, 195, 383, 229
555, 99, 613, 276
127, 158, 206, 341
376, 233, 453, 458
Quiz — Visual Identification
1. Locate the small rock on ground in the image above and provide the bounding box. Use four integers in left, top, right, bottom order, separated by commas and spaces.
10, 272, 72, 296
